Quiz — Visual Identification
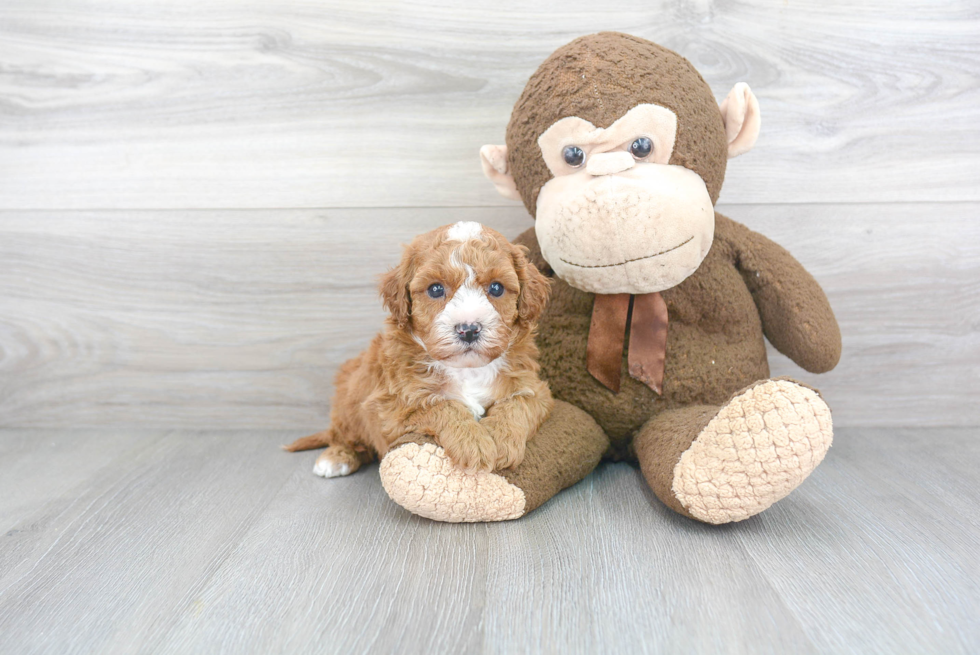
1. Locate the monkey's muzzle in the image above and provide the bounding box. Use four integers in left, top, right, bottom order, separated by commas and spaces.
534, 165, 715, 295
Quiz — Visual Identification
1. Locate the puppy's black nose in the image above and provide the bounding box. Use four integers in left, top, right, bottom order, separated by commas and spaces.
455, 323, 482, 344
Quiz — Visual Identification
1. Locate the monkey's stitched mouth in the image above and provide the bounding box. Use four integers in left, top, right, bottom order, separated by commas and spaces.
559, 236, 694, 269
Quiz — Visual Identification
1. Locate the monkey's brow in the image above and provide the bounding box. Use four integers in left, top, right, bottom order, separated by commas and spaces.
560, 236, 693, 268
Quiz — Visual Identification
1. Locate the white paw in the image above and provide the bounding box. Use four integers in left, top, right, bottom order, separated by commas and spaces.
313, 456, 352, 478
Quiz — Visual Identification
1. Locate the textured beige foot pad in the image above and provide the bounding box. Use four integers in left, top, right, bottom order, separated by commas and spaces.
673, 379, 833, 524
379, 442, 526, 522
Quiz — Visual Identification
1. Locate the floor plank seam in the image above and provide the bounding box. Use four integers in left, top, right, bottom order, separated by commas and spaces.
152, 464, 302, 652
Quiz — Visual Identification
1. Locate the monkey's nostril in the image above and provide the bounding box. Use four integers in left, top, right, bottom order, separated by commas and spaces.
455, 323, 482, 344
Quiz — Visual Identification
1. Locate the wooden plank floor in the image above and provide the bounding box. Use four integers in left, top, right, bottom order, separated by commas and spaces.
1, 428, 977, 654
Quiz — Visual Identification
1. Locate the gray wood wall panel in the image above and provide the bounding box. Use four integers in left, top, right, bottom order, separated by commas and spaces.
1, 203, 977, 429
1, 1, 978, 209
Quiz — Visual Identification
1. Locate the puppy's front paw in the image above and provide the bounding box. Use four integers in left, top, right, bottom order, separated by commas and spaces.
481, 416, 527, 471
438, 422, 497, 472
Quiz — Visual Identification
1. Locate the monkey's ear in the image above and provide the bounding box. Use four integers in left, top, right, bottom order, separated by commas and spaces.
479, 145, 522, 201
719, 83, 761, 159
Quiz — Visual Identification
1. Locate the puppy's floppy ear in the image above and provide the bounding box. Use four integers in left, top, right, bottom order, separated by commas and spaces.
379, 245, 415, 329
511, 243, 551, 326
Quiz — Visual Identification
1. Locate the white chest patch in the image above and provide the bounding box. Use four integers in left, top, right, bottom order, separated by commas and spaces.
446, 221, 484, 242
435, 358, 504, 419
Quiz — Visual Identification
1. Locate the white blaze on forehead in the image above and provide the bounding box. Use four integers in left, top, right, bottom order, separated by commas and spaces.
446, 221, 484, 242
449, 249, 477, 285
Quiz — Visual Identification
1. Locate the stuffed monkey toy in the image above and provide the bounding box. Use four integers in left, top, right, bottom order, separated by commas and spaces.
379, 32, 841, 524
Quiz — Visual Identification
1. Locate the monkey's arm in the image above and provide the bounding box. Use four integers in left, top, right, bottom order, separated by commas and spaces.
721, 215, 841, 374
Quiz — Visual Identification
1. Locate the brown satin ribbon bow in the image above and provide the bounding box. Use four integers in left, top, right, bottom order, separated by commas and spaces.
586, 292, 668, 394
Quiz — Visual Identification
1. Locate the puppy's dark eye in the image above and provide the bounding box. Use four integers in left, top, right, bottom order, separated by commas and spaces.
630, 137, 653, 159
427, 283, 445, 299
488, 282, 504, 298
562, 145, 585, 167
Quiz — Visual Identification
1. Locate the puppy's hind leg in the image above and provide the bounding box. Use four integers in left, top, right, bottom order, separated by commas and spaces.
313, 444, 364, 478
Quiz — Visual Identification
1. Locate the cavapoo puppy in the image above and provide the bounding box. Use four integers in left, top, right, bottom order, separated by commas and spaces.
284, 221, 553, 477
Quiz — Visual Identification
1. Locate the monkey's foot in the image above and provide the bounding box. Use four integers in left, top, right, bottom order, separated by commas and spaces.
672, 379, 833, 524
380, 436, 526, 522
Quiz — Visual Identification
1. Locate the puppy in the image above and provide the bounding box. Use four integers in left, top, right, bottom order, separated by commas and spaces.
284, 221, 554, 477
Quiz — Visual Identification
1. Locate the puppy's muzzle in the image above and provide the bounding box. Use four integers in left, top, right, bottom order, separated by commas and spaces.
455, 322, 482, 344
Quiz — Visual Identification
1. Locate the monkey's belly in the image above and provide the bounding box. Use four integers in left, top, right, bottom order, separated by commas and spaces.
535, 317, 769, 451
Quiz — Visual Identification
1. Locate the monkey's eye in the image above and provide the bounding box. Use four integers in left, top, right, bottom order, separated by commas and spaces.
488, 282, 504, 298
630, 137, 653, 159
562, 145, 585, 167
427, 283, 445, 299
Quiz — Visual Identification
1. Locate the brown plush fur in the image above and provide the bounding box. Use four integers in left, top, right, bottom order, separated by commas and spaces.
388, 398, 610, 515
285, 224, 554, 473
517, 213, 840, 455
632, 405, 718, 520
507, 32, 729, 217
